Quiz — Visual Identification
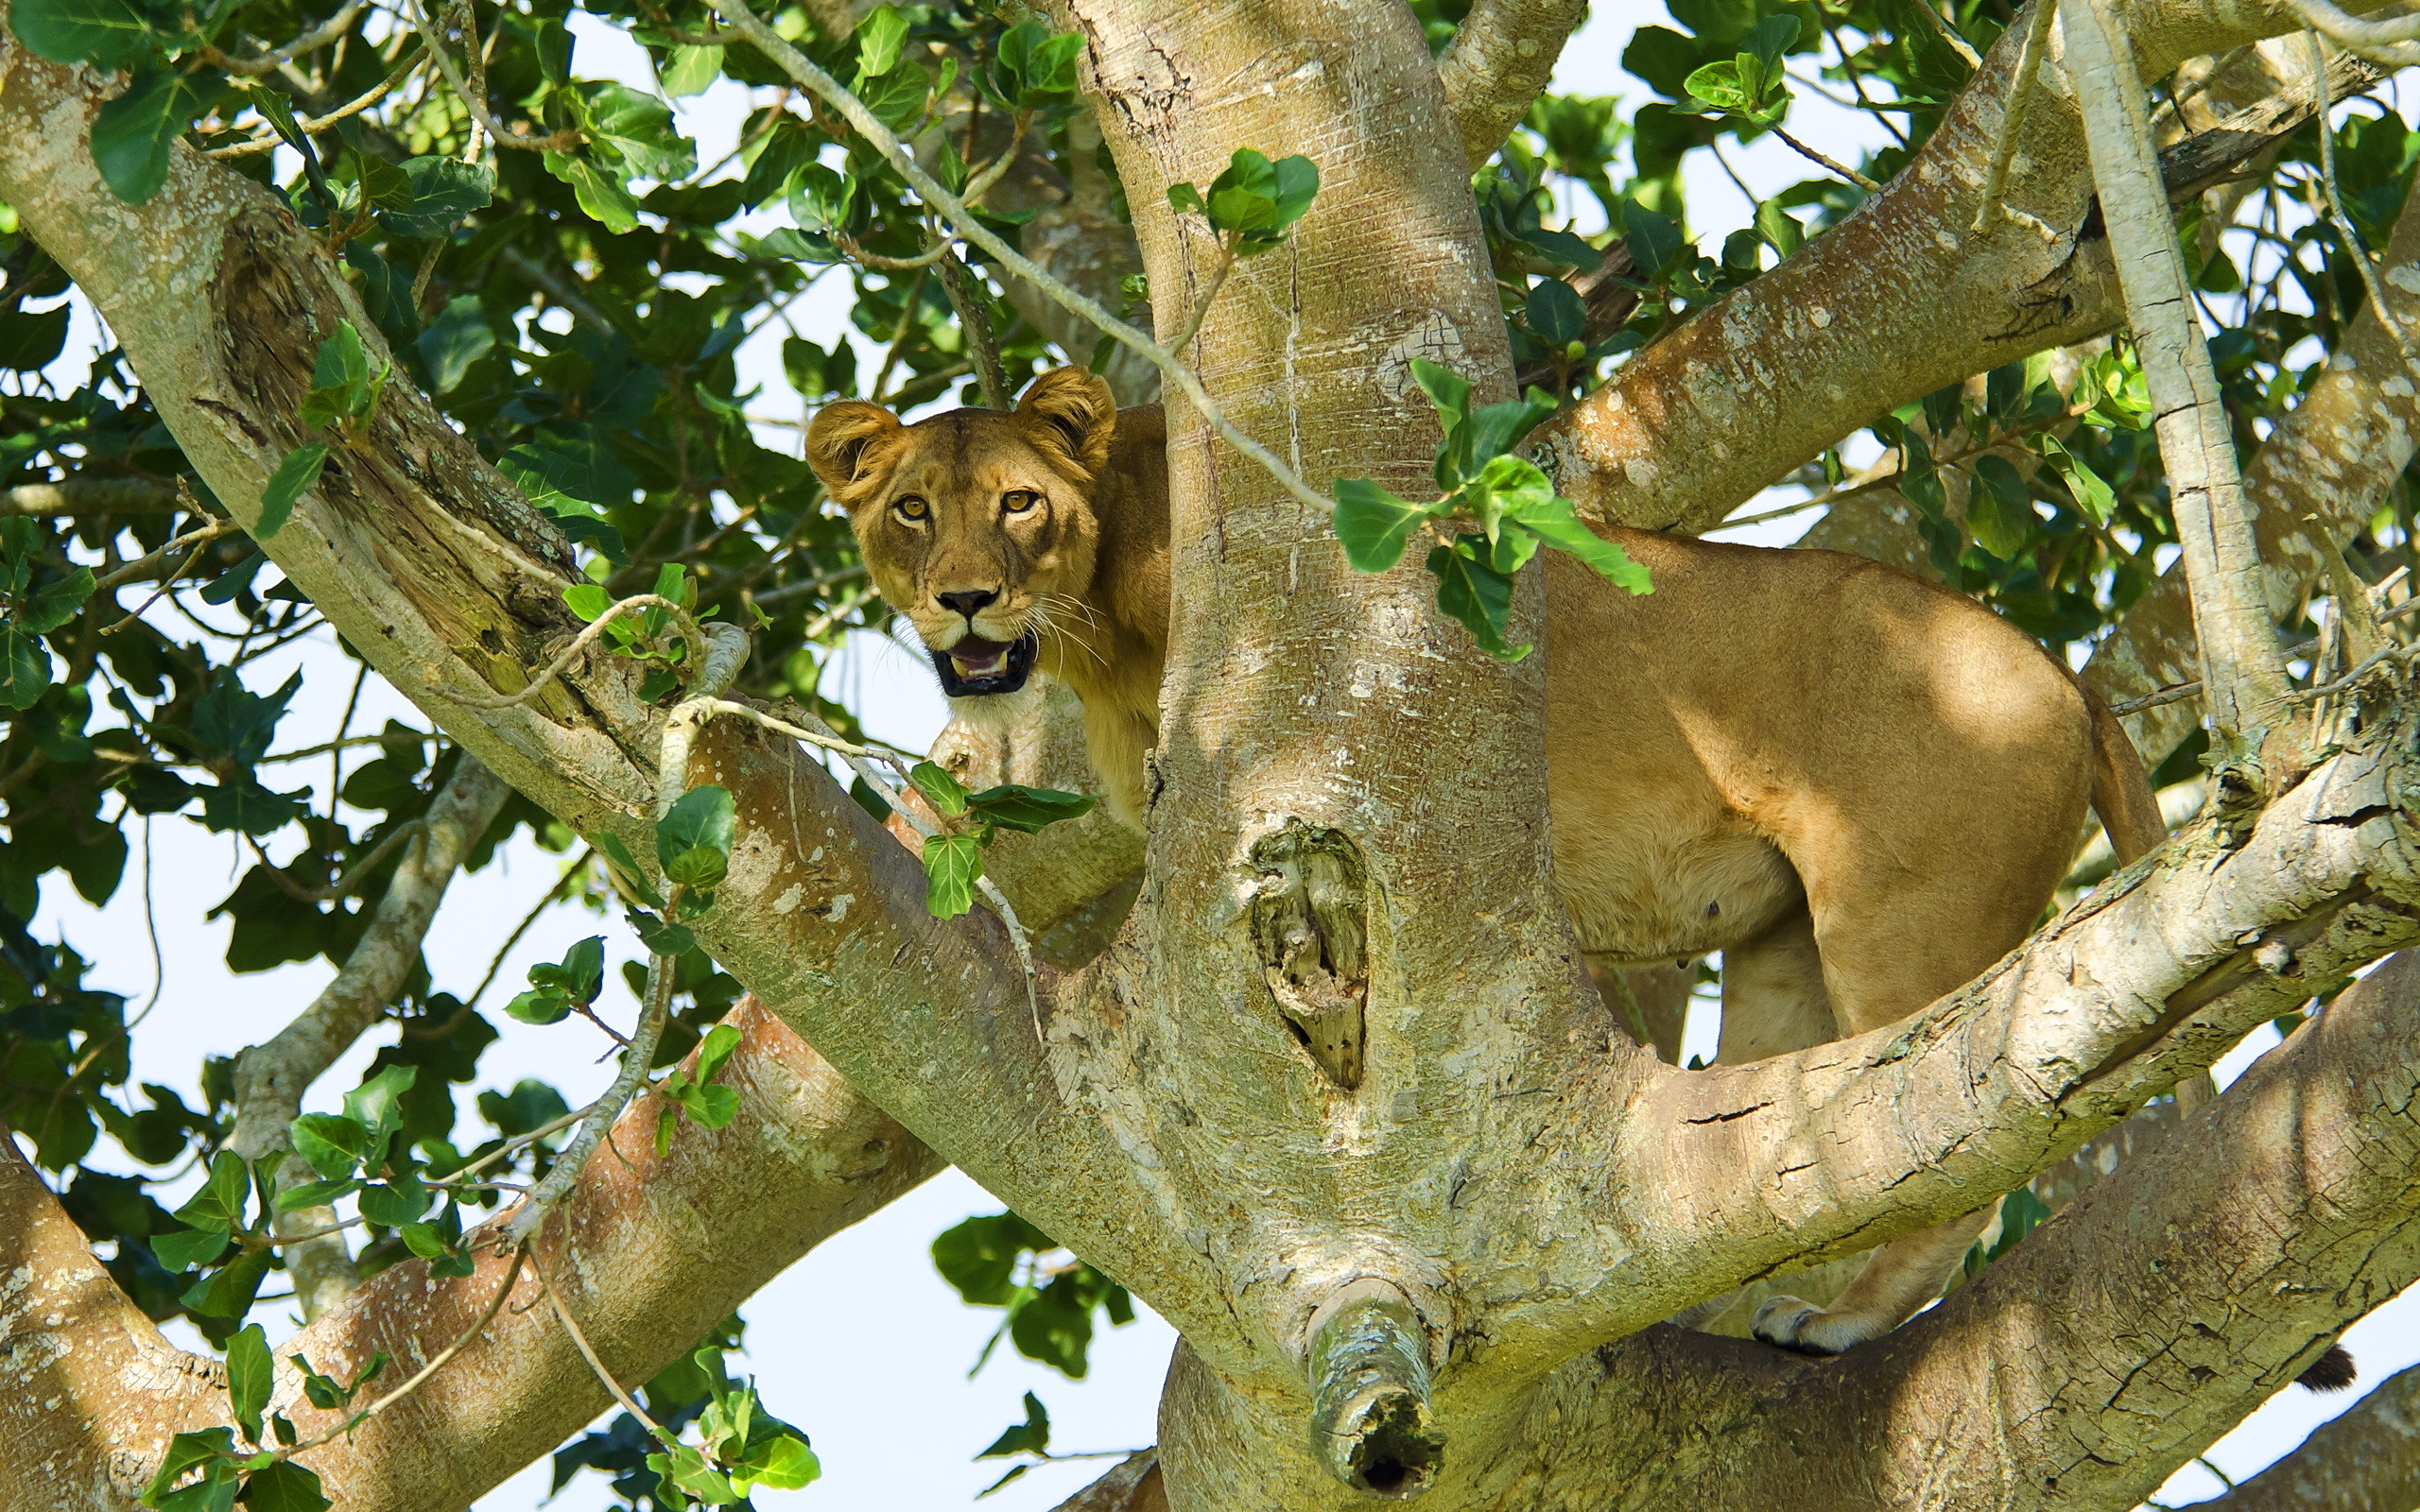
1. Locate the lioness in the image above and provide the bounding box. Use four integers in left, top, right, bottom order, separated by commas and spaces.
807, 368, 2166, 1354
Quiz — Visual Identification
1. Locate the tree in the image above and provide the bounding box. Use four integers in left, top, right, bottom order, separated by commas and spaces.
3, 0, 2420, 1506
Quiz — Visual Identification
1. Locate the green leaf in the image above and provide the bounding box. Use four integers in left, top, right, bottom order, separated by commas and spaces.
1426, 539, 1527, 662
1619, 199, 1683, 279
596, 833, 666, 909
1483, 462, 1652, 594
226, 1324, 272, 1444
415, 297, 493, 393
288, 1113, 373, 1181
1683, 59, 1750, 112
657, 43, 724, 97
504, 985, 572, 1027
175, 1150, 253, 1229
342, 1064, 417, 1151
18, 565, 95, 633
657, 784, 735, 889
2039, 435, 2117, 524
576, 82, 697, 180
181, 1246, 273, 1318
356, 1177, 432, 1227
922, 833, 983, 919
0, 304, 72, 371
145, 1428, 238, 1508
734, 1433, 820, 1491
908, 761, 971, 816
694, 1022, 744, 1084
977, 1391, 1050, 1458
92, 69, 200, 206
233, 1461, 329, 1512
932, 1210, 1054, 1305
0, 626, 51, 711
9, 0, 150, 69
964, 783, 1097, 834
1968, 454, 2035, 559
546, 151, 641, 234
150, 1223, 232, 1271
856, 62, 931, 131
1755, 198, 1804, 257
854, 4, 907, 77
342, 149, 415, 214
377, 157, 493, 240
1525, 279, 1585, 346
628, 908, 696, 957
271, 1178, 357, 1213
1331, 478, 1435, 573
254, 444, 329, 540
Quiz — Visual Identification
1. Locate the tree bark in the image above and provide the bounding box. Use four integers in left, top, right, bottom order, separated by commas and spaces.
1, 1000, 941, 1512
1435, 0, 1592, 167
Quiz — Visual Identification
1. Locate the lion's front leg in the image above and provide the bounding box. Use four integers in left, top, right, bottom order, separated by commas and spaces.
1750, 1208, 1997, 1353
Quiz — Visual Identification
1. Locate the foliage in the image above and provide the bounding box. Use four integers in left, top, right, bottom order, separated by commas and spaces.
3, 0, 2416, 1501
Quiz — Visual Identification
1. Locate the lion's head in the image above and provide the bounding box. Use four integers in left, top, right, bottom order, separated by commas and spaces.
805, 369, 1117, 700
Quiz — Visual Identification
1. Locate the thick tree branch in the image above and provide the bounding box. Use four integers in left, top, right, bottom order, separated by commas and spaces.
2190, 1361, 2420, 1512
1434, 0, 1590, 167
1, 479, 182, 515
0, 1002, 942, 1512
1481, 731, 2420, 1379
1482, 947, 2420, 1509
228, 757, 510, 1318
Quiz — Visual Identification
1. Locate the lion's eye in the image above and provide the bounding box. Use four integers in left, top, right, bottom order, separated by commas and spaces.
893, 496, 928, 523
1002, 490, 1040, 514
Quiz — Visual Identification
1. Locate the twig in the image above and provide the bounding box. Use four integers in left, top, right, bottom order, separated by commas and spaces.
503, 952, 673, 1243
464, 849, 595, 1008
202, 46, 431, 159
2285, 0, 2420, 62
531, 1246, 668, 1437
1772, 127, 1882, 193
2107, 588, 2420, 714
1973, 0, 2058, 232
91, 518, 241, 593
710, 0, 1341, 520
245, 817, 424, 905
399, 0, 581, 151
199, 0, 366, 76
1167, 245, 1237, 353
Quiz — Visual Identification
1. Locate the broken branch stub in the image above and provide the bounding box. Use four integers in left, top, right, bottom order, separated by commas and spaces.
1249, 821, 1371, 1089
1306, 1279, 1444, 1498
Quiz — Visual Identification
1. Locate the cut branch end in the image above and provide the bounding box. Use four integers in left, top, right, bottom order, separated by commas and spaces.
1306, 1280, 1443, 1499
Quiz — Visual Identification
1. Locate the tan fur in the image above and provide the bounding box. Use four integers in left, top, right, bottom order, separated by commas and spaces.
813, 370, 2165, 1354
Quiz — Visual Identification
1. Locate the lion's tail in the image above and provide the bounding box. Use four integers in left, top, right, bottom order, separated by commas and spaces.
2084, 686, 2166, 867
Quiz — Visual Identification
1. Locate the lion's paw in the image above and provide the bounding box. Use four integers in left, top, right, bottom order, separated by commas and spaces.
1749, 1296, 1878, 1355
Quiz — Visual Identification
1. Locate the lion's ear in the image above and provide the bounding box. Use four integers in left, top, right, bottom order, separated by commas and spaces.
1017, 368, 1116, 477
805, 402, 903, 497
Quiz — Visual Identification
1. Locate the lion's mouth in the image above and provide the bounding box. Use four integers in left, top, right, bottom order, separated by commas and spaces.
929, 631, 1038, 696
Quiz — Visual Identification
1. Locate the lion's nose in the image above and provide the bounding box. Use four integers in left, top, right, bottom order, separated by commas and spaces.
938, 589, 998, 621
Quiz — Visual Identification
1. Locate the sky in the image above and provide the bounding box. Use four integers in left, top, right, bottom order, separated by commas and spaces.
16, 3, 2420, 1509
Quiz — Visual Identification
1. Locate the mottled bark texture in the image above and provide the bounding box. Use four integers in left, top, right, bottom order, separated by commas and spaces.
2, 1002, 941, 1512
9, 0, 2420, 1505
1436, 0, 1593, 166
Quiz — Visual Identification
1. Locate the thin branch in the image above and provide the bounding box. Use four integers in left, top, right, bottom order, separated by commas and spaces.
398, 0, 580, 152
202, 45, 431, 159
1771, 126, 1882, 193
531, 1246, 666, 1437
198, 0, 366, 77
1, 478, 181, 515
937, 245, 1011, 410
246, 817, 424, 906
502, 949, 672, 1243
